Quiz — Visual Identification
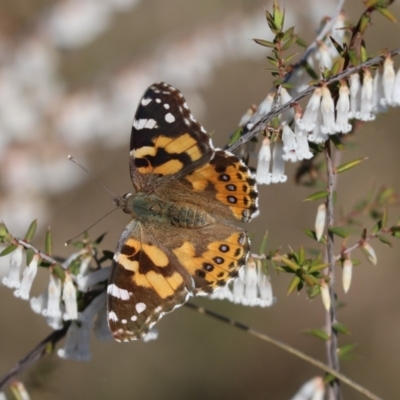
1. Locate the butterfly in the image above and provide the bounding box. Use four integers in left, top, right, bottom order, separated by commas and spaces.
107, 82, 258, 342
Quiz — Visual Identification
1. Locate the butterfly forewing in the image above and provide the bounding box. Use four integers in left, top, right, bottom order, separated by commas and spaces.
129, 82, 213, 191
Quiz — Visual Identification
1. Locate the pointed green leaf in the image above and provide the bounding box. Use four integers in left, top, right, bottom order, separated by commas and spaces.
267, 56, 279, 67
377, 7, 397, 23
338, 343, 357, 360
382, 207, 388, 228
308, 263, 329, 273
298, 247, 305, 264
53, 265, 66, 282
348, 49, 359, 66
391, 226, 400, 238
259, 231, 269, 255
287, 275, 301, 294
24, 219, 37, 242
228, 127, 242, 146
371, 220, 383, 234
0, 244, 18, 257
329, 134, 344, 150
45, 228, 53, 255
377, 234, 392, 247
280, 256, 300, 271
303, 274, 318, 286
296, 36, 307, 48
333, 322, 350, 335
253, 38, 275, 48
26, 248, 35, 265
94, 232, 107, 245
328, 227, 349, 238
336, 158, 368, 174
281, 35, 298, 51
305, 329, 330, 341
282, 26, 295, 41
0, 222, 8, 238
303, 190, 329, 201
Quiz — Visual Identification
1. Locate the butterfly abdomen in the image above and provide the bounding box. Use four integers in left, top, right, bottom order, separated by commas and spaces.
168, 202, 215, 228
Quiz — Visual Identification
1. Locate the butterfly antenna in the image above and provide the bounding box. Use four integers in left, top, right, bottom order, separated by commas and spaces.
68, 155, 117, 199
65, 207, 118, 246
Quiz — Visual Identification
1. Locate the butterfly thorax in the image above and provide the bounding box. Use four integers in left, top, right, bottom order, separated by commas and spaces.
117, 192, 215, 228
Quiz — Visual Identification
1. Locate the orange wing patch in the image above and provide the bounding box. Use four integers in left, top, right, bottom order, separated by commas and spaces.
172, 231, 248, 292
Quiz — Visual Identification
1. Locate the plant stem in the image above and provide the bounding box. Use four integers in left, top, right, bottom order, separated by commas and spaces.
324, 140, 342, 400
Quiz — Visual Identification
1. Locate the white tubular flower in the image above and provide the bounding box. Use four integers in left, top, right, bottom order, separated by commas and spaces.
342, 259, 353, 293
308, 111, 328, 144
320, 280, 331, 311
143, 328, 159, 342
14, 254, 39, 300
280, 87, 294, 122
372, 67, 388, 113
271, 138, 287, 183
296, 133, 313, 160
77, 266, 110, 292
299, 88, 322, 131
316, 42, 333, 70
315, 204, 326, 242
30, 289, 48, 314
362, 242, 377, 265
63, 273, 78, 321
291, 376, 325, 400
392, 66, 400, 106
335, 81, 352, 134
209, 284, 233, 301
58, 321, 91, 361
320, 86, 336, 134
238, 107, 254, 128
383, 56, 395, 106
2, 245, 24, 289
43, 274, 62, 318
231, 258, 275, 307
294, 112, 313, 160
360, 69, 375, 121
93, 304, 113, 341
256, 137, 272, 185
80, 290, 106, 324
349, 73, 361, 119
252, 93, 275, 124
282, 124, 298, 162
9, 382, 30, 400
47, 314, 64, 330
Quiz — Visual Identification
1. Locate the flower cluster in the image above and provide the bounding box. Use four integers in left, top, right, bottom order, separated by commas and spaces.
254, 55, 400, 186
210, 257, 275, 307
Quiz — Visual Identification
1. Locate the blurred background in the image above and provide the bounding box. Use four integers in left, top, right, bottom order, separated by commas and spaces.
0, 0, 400, 399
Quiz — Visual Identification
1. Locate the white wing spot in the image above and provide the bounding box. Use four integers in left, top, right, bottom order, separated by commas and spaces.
189, 114, 196, 122
184, 118, 190, 126
155, 98, 161, 103
107, 284, 130, 300
163, 103, 170, 109
136, 302, 146, 313
154, 89, 161, 94
144, 119, 157, 129
121, 319, 127, 324
183, 102, 189, 109
165, 113, 175, 123
141, 97, 152, 106
131, 315, 137, 321
201, 126, 206, 133
108, 311, 118, 322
